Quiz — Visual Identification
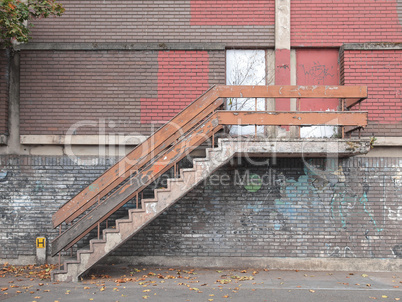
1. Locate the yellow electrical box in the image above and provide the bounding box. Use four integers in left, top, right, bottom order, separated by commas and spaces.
36, 237, 46, 249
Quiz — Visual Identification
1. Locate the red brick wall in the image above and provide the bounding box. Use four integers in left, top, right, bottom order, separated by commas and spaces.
0, 50, 8, 135
19, 50, 224, 135
141, 51, 210, 123
29, 0, 275, 47
292, 0, 402, 47
341, 49, 402, 137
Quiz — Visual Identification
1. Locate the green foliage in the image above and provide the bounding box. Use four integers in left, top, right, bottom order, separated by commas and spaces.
0, 0, 64, 48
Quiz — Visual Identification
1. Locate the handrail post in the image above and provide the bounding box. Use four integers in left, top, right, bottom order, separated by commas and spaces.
341, 99, 345, 138
255, 97, 258, 138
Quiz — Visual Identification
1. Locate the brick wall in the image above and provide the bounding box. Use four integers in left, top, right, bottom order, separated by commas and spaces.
29, 0, 275, 48
341, 49, 402, 137
0, 156, 117, 259
141, 51, 211, 123
0, 50, 8, 136
19, 50, 225, 135
1, 155, 401, 260
190, 0, 275, 26
291, 0, 402, 47
116, 157, 402, 259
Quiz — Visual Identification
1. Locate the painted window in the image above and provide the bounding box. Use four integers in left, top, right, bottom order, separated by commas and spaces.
296, 49, 340, 138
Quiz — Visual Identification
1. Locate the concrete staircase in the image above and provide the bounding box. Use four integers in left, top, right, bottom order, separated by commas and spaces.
51, 139, 235, 282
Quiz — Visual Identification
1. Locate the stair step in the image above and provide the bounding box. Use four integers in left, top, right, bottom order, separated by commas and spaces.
140, 198, 157, 203
52, 138, 234, 282
116, 216, 132, 224
130, 208, 146, 213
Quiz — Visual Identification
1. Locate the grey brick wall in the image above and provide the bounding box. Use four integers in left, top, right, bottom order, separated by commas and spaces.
116, 157, 402, 259
0, 155, 401, 260
0, 156, 117, 258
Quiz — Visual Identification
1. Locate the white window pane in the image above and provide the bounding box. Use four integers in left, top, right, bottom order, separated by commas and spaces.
226, 50, 266, 135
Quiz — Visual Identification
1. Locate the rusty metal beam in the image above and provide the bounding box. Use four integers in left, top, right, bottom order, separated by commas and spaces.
51, 115, 221, 256
216, 111, 368, 127
52, 87, 222, 228
217, 85, 368, 99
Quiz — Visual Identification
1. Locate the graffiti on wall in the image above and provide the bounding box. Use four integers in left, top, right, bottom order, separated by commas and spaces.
272, 159, 401, 258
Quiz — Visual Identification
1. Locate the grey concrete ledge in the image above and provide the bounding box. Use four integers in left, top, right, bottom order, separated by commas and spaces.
374, 137, 402, 146
104, 256, 402, 273
342, 42, 402, 51
20, 134, 148, 145
218, 138, 372, 158
15, 42, 226, 51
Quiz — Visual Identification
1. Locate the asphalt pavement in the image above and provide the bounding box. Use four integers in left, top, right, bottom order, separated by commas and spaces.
1, 264, 401, 302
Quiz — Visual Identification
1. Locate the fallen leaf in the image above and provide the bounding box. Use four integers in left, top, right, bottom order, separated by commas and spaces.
395, 298, 400, 301
143, 289, 150, 292
100, 286, 105, 291
382, 296, 388, 298
241, 270, 247, 273
84, 286, 90, 289
35, 296, 41, 299
309, 289, 315, 293
142, 296, 149, 299
209, 294, 215, 296
223, 295, 229, 298
208, 300, 214, 302
362, 274, 369, 278
1, 288, 8, 291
